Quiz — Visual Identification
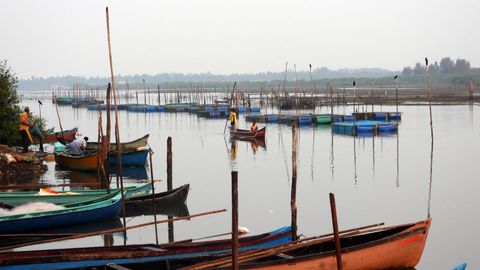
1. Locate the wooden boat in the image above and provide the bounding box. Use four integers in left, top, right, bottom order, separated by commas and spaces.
124, 184, 189, 213
54, 151, 98, 171
109, 148, 149, 167
33, 127, 78, 144
55, 147, 148, 171
125, 202, 190, 218
0, 183, 153, 206
86, 134, 150, 151
0, 191, 122, 234
0, 226, 292, 269
185, 218, 431, 270
230, 127, 266, 139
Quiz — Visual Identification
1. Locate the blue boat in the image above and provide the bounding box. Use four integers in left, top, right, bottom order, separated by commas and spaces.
0, 191, 122, 234
0, 226, 292, 269
109, 148, 149, 167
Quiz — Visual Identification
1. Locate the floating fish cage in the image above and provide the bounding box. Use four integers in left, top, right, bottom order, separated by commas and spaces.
354, 112, 402, 121
332, 120, 398, 136
87, 104, 128, 111
127, 105, 156, 112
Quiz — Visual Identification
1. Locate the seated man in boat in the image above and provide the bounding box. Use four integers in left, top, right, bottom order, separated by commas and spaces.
67, 136, 89, 155
229, 108, 237, 131
250, 121, 259, 132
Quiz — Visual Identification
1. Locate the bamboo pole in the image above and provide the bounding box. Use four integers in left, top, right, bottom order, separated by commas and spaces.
52, 95, 65, 143
0, 209, 226, 251
329, 193, 343, 270
106, 7, 126, 227
231, 171, 239, 270
291, 121, 298, 241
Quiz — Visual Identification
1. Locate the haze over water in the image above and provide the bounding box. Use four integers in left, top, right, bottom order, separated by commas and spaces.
18, 94, 480, 269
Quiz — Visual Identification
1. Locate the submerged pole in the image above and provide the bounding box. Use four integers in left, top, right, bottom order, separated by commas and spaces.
167, 137, 173, 191
231, 171, 239, 270
329, 193, 343, 270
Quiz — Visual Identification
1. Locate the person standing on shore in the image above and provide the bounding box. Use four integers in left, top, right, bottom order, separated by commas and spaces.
19, 106, 32, 153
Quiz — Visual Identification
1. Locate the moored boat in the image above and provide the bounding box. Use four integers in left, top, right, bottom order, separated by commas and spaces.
185, 218, 432, 270
0, 226, 292, 269
33, 127, 78, 144
0, 191, 122, 234
86, 134, 149, 151
109, 147, 149, 167
54, 151, 98, 171
0, 183, 153, 206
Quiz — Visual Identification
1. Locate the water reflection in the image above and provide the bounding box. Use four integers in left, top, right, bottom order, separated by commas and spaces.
396, 133, 400, 187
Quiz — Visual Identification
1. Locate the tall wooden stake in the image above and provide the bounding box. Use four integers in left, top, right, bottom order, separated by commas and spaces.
291, 121, 298, 241
231, 171, 239, 270
329, 193, 343, 270
167, 137, 173, 191
148, 148, 159, 244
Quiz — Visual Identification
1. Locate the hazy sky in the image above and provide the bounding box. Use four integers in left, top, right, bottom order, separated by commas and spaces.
1, 0, 479, 79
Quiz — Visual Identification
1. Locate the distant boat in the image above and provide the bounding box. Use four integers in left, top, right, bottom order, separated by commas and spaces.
230, 127, 266, 139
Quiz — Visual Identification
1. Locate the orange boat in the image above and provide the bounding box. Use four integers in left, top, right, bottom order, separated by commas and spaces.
54, 151, 98, 171
184, 218, 431, 270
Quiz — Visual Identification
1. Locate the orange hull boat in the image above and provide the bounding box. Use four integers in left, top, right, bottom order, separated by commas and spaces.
54, 152, 98, 171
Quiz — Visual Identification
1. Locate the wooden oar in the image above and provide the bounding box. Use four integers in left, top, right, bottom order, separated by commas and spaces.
0, 209, 226, 251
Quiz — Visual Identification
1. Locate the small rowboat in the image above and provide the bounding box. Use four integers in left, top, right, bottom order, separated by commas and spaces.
125, 184, 189, 209
55, 147, 149, 171
86, 134, 149, 151
0, 226, 292, 269
54, 151, 98, 171
186, 218, 431, 270
0, 191, 122, 234
230, 127, 266, 139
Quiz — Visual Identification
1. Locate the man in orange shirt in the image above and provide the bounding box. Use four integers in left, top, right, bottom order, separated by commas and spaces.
19, 106, 33, 153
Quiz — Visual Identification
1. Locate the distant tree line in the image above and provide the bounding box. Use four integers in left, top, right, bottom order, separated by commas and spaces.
402, 57, 471, 76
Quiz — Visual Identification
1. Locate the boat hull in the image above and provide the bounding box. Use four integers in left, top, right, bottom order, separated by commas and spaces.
237, 219, 431, 270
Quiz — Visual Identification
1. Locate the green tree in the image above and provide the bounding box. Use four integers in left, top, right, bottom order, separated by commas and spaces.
0, 60, 21, 146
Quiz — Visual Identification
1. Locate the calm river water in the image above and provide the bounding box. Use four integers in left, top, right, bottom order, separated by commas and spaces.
17, 94, 480, 269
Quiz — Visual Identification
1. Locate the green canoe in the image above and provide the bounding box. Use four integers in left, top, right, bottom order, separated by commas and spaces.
0, 183, 152, 206
316, 115, 332, 124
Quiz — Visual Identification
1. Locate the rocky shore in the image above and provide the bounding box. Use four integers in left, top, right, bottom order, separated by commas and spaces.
0, 145, 48, 182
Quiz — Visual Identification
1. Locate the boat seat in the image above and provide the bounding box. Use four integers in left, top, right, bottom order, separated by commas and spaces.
141, 246, 168, 252
276, 253, 295, 259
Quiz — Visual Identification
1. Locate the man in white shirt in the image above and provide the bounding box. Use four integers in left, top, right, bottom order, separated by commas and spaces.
67, 136, 89, 155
